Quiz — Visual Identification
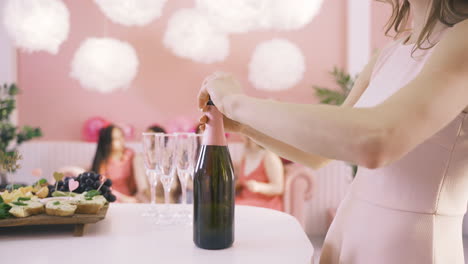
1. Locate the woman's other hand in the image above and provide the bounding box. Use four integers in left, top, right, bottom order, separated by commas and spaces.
245, 180, 261, 193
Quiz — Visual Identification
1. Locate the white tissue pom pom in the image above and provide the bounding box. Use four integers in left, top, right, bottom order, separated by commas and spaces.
163, 9, 229, 64
3, 0, 70, 54
94, 0, 168, 26
70, 38, 139, 93
195, 0, 265, 33
259, 0, 323, 30
248, 39, 305, 91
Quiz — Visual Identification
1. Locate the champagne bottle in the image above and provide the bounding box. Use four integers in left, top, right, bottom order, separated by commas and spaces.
193, 100, 235, 250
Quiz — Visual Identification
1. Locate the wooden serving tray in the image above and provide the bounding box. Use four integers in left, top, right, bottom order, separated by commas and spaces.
0, 205, 109, 237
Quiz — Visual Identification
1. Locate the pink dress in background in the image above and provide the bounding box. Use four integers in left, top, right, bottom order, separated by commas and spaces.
236, 158, 284, 212
320, 28, 468, 263
103, 148, 137, 197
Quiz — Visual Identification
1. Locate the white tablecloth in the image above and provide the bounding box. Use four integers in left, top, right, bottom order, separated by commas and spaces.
0, 204, 313, 264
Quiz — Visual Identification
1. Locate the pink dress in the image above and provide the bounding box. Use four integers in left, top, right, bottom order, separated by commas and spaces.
320, 30, 468, 263
236, 158, 284, 211
103, 148, 137, 197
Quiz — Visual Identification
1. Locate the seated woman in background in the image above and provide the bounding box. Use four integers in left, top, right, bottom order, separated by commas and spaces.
91, 125, 139, 203
235, 136, 284, 211
133, 125, 181, 203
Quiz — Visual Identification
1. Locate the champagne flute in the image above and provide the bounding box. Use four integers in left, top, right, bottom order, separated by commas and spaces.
142, 132, 162, 217
155, 134, 177, 223
175, 133, 197, 205
174, 133, 199, 223
188, 134, 203, 200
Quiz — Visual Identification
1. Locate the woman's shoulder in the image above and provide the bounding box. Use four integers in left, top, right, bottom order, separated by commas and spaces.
444, 19, 468, 43
426, 20, 468, 68
263, 150, 282, 166
452, 19, 468, 31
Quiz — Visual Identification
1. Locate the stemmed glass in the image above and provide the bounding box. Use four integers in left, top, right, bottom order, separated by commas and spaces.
190, 134, 203, 182
142, 132, 162, 217
174, 133, 199, 223
155, 134, 177, 222
187, 134, 203, 221
175, 133, 197, 205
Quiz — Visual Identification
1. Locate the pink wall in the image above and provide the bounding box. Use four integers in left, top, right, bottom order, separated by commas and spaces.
17, 0, 347, 141
18, 0, 394, 141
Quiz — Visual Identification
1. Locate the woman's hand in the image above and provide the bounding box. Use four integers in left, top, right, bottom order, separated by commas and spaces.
245, 180, 261, 193
198, 114, 244, 133
198, 72, 243, 115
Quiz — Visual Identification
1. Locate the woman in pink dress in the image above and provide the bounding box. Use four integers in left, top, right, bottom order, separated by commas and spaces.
198, 0, 468, 262
235, 137, 284, 211
91, 125, 139, 203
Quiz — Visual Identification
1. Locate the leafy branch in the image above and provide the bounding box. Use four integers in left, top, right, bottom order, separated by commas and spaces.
312, 67, 355, 106
0, 84, 42, 185
0, 150, 22, 172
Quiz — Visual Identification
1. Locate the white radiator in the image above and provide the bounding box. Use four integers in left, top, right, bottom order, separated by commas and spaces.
304, 161, 353, 236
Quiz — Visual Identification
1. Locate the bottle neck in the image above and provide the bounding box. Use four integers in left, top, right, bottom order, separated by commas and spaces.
202, 105, 227, 146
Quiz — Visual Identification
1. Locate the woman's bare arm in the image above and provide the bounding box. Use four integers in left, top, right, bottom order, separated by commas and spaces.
245, 151, 285, 196
222, 21, 468, 169
223, 51, 381, 170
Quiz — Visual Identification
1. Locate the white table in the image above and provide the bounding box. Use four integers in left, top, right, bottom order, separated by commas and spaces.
0, 204, 313, 264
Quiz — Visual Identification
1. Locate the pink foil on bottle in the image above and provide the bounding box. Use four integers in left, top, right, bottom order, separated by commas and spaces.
202, 105, 227, 146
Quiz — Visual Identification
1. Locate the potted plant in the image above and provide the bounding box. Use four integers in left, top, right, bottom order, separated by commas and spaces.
313, 67, 358, 177
0, 83, 42, 189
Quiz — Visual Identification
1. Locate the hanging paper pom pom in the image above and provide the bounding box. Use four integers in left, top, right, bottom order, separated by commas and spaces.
163, 8, 229, 64
70, 37, 139, 93
248, 39, 305, 91
94, 0, 168, 27
195, 0, 265, 33
3, 0, 70, 54
259, 0, 324, 31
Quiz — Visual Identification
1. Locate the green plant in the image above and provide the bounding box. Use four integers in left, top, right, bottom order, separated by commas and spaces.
313, 67, 358, 178
0, 151, 22, 172
0, 83, 42, 185
313, 67, 355, 105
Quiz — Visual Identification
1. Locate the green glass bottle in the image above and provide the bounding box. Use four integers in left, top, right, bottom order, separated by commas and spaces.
193, 100, 235, 250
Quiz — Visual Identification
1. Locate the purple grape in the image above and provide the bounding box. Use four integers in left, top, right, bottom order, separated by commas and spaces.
108, 194, 116, 202
85, 179, 93, 186
75, 186, 84, 193
104, 179, 112, 187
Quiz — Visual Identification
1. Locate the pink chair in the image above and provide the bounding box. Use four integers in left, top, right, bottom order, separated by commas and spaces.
283, 163, 314, 228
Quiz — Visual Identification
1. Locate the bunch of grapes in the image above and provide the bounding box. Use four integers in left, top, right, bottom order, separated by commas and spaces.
47, 171, 116, 202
